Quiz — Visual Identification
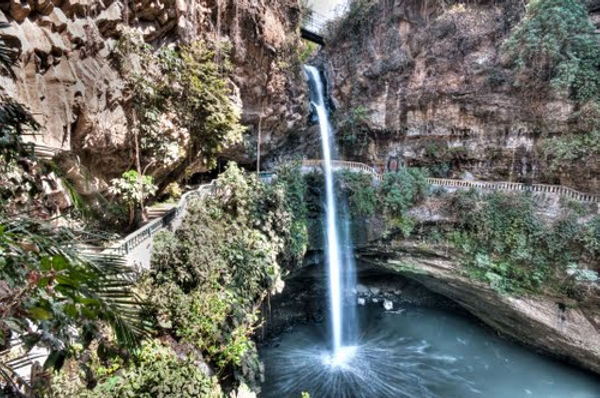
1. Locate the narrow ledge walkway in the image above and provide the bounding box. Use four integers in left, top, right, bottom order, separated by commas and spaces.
32, 145, 598, 270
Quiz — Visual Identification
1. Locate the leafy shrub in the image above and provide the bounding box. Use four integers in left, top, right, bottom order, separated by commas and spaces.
336, 170, 377, 217
118, 35, 244, 176
109, 170, 158, 226
543, 130, 600, 171
274, 162, 310, 266
145, 163, 304, 385
81, 340, 221, 398
336, 106, 371, 155
447, 190, 599, 295
165, 182, 182, 201
109, 170, 157, 205
378, 168, 428, 216
0, 215, 147, 394
502, 0, 600, 101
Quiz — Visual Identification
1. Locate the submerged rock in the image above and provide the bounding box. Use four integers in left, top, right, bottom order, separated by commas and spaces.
383, 299, 394, 311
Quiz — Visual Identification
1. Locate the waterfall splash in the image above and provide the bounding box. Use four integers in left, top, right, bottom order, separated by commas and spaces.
304, 65, 356, 365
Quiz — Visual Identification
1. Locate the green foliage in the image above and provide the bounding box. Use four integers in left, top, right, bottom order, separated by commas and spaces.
298, 40, 319, 63
580, 215, 600, 259
0, 22, 17, 77
274, 162, 310, 266
303, 166, 427, 224
117, 34, 244, 174
145, 163, 304, 382
336, 106, 371, 154
109, 170, 157, 206
502, 0, 600, 101
326, 0, 376, 46
567, 263, 599, 283
379, 168, 428, 217
543, 130, 600, 171
75, 340, 222, 398
0, 215, 147, 394
0, 22, 40, 213
165, 182, 182, 201
335, 170, 376, 217
176, 43, 245, 168
447, 191, 599, 295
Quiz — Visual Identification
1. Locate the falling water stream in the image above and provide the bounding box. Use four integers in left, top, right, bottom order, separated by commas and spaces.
304, 65, 356, 363
258, 66, 600, 397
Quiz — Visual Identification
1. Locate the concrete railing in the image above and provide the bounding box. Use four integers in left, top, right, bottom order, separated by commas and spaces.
302, 159, 382, 181
33, 143, 63, 159
31, 149, 597, 268
427, 178, 598, 203
106, 181, 216, 260
302, 159, 598, 203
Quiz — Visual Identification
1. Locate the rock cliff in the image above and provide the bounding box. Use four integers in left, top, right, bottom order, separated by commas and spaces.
322, 0, 600, 194
356, 242, 600, 375
0, 0, 308, 189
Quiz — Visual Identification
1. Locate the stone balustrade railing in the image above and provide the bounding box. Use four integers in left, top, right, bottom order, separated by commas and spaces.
302, 159, 598, 203
302, 159, 382, 181
33, 143, 63, 159
107, 181, 216, 257
29, 148, 598, 262
426, 178, 598, 203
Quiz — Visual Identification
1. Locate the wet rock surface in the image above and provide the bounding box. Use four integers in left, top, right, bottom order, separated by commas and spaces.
356, 242, 600, 375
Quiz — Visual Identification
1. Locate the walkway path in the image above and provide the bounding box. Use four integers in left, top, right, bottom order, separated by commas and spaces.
32, 145, 598, 269
301, 159, 599, 204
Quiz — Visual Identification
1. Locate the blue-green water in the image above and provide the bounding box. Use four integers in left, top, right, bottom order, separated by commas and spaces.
260, 305, 600, 398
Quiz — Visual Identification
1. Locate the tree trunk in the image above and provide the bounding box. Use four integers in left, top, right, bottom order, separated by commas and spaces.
133, 115, 148, 222
256, 114, 262, 173
128, 203, 135, 228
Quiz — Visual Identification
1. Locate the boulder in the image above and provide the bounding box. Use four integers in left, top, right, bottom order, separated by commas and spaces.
96, 1, 122, 36
383, 299, 394, 311
38, 7, 68, 33
62, 0, 90, 18
9, 0, 31, 23
42, 27, 68, 56
355, 283, 369, 294
34, 0, 55, 15
22, 18, 52, 56
66, 18, 86, 45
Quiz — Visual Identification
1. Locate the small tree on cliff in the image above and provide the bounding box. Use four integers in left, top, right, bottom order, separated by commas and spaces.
502, 0, 600, 102
109, 170, 157, 227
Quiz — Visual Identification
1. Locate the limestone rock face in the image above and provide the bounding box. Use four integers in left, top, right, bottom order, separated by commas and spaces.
0, 0, 307, 188
357, 243, 600, 375
322, 0, 600, 194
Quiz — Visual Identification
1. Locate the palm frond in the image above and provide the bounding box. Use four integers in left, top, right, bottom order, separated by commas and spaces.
0, 344, 47, 396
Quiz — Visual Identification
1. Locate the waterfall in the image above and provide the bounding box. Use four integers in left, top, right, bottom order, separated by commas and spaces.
304, 65, 356, 364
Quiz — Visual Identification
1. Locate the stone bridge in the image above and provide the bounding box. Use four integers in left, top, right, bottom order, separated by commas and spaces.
301, 12, 326, 45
